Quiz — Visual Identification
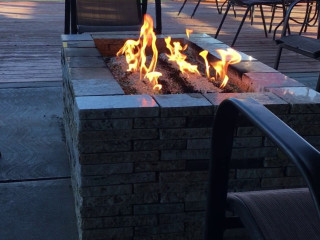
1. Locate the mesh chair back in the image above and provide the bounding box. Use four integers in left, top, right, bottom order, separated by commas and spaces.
76, 0, 142, 33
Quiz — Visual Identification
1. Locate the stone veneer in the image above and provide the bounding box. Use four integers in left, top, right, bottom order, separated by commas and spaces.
61, 33, 320, 240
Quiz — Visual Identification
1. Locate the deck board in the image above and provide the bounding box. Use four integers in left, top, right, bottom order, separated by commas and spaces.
0, 0, 319, 89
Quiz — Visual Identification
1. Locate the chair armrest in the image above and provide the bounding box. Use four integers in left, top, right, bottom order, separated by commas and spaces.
205, 97, 320, 240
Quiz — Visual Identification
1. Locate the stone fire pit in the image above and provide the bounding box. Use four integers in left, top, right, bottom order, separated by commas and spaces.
61, 33, 320, 240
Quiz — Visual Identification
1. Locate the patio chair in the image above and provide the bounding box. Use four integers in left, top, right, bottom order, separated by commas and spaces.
205, 98, 320, 240
274, 0, 320, 91
64, 0, 162, 34
177, 0, 222, 17
215, 0, 285, 46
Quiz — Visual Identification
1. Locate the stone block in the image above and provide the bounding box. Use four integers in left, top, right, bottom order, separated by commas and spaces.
78, 139, 131, 153
79, 118, 133, 131
80, 204, 132, 217
231, 147, 278, 159
64, 48, 101, 57
134, 183, 160, 194
159, 212, 205, 224
153, 93, 213, 117
228, 178, 261, 191
184, 201, 207, 211
187, 139, 211, 149
286, 166, 301, 177
161, 149, 210, 160
80, 129, 159, 141
66, 56, 106, 68
81, 162, 133, 176
133, 139, 187, 150
134, 203, 184, 215
71, 79, 125, 96
233, 137, 263, 148
81, 172, 156, 186
159, 171, 208, 183
160, 191, 207, 203
187, 116, 214, 127
80, 184, 132, 197
160, 128, 212, 139
82, 193, 158, 208
79, 151, 159, 164
236, 168, 284, 179
134, 117, 187, 128
76, 95, 159, 119
69, 67, 113, 80
261, 177, 306, 188
269, 87, 320, 113
134, 160, 186, 172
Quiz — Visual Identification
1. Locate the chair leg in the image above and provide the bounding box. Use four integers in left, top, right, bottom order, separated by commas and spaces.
215, 2, 231, 39
178, 0, 188, 15
269, 4, 276, 33
274, 46, 283, 70
216, 0, 222, 14
191, 0, 202, 18
259, 5, 268, 38
316, 73, 320, 92
231, 6, 251, 46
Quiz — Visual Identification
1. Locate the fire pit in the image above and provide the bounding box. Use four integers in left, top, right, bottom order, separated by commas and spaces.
61, 27, 320, 239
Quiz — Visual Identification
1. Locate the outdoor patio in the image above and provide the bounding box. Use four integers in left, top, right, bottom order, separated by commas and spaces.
0, 0, 319, 239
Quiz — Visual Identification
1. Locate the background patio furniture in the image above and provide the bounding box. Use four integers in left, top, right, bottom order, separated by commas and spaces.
64, 0, 162, 34
215, 0, 285, 46
178, 0, 222, 17
205, 98, 320, 239
274, 0, 320, 92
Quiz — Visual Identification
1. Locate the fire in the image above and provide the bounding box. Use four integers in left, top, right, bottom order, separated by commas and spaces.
199, 50, 211, 79
116, 14, 161, 90
212, 48, 241, 88
186, 29, 193, 39
117, 15, 242, 91
199, 48, 241, 88
164, 36, 200, 75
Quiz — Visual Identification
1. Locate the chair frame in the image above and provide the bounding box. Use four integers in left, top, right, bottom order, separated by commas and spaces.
64, 0, 162, 34
204, 98, 320, 239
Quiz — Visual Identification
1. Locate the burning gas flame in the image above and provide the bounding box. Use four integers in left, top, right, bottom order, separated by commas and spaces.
117, 15, 242, 91
199, 50, 211, 79
199, 48, 241, 88
165, 36, 200, 75
212, 48, 241, 88
186, 29, 193, 39
145, 72, 162, 91
116, 14, 161, 90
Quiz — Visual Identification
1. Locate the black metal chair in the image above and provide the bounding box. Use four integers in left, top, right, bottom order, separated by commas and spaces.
215, 0, 285, 46
178, 0, 222, 17
205, 98, 320, 239
274, 0, 320, 91
64, 0, 162, 34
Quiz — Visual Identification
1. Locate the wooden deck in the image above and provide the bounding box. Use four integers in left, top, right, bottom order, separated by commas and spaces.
0, 0, 319, 89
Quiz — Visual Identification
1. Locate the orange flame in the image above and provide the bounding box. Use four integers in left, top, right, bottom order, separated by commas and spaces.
199, 50, 211, 79
211, 48, 241, 88
165, 36, 200, 75
145, 72, 162, 91
116, 14, 160, 90
186, 29, 193, 39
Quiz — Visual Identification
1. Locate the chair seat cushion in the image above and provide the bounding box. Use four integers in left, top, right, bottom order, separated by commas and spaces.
276, 35, 320, 59
227, 188, 320, 240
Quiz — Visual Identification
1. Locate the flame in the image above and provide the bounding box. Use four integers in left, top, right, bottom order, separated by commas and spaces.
145, 72, 162, 91
117, 15, 243, 91
211, 48, 241, 88
165, 36, 200, 75
186, 29, 193, 39
116, 14, 159, 90
199, 50, 211, 79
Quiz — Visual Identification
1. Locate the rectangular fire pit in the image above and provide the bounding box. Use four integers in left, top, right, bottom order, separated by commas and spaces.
61, 33, 320, 240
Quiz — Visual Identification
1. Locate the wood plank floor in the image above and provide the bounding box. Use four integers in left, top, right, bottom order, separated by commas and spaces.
0, 0, 319, 89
